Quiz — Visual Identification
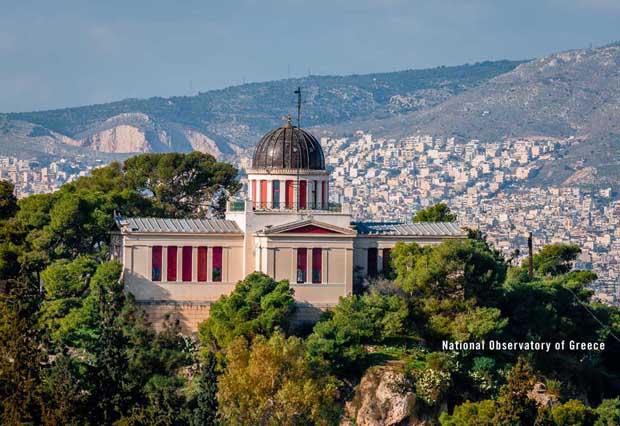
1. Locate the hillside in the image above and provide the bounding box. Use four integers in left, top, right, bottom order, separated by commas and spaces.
323, 43, 620, 186
1, 61, 521, 161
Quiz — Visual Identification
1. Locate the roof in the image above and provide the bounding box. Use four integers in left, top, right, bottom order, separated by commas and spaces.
115, 217, 242, 234
352, 221, 465, 237
252, 123, 325, 170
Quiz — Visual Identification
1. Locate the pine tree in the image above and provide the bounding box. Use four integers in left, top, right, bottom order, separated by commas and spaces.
190, 351, 219, 426
494, 357, 538, 426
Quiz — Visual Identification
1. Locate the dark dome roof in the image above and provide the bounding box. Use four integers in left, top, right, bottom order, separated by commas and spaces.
252, 124, 325, 170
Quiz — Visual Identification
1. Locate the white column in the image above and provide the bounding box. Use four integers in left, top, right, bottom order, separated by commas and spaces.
281, 179, 286, 209
306, 248, 312, 284
322, 248, 328, 284
192, 247, 198, 282
256, 180, 262, 208
306, 180, 312, 210
266, 179, 273, 209
293, 180, 299, 210
162, 247, 168, 281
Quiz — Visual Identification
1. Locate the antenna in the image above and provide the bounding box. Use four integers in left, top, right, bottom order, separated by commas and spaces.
294, 86, 302, 128
528, 232, 534, 279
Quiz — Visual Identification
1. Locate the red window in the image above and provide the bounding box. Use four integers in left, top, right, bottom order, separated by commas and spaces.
299, 180, 307, 209
212, 247, 222, 282
197, 247, 208, 282
252, 180, 257, 208
382, 248, 392, 275
285, 180, 294, 208
297, 248, 307, 283
152, 246, 162, 281
312, 248, 322, 283
260, 180, 268, 208
367, 248, 378, 277
167, 246, 177, 281
182, 246, 192, 282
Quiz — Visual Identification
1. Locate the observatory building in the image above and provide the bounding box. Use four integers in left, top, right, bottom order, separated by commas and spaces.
112, 118, 465, 333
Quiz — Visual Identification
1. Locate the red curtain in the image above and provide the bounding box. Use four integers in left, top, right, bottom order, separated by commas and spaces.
152, 246, 162, 281
312, 248, 322, 283
299, 180, 307, 209
212, 247, 222, 282
260, 180, 268, 208
297, 248, 307, 283
197, 247, 208, 282
167, 246, 177, 281
286, 180, 294, 208
182, 246, 192, 282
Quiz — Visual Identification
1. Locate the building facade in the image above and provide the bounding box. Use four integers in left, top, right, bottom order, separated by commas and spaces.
113, 120, 465, 333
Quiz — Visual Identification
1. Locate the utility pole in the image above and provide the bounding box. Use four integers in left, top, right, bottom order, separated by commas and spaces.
528, 232, 534, 279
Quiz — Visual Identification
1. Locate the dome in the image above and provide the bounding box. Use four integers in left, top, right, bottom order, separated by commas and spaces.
252, 121, 325, 170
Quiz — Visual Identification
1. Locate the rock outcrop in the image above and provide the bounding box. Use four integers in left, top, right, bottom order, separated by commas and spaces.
342, 366, 435, 426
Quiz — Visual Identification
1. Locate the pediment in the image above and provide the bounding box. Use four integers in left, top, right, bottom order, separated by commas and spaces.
261, 219, 356, 236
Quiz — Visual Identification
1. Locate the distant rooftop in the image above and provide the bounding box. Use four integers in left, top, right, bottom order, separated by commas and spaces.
353, 221, 464, 237
115, 217, 242, 234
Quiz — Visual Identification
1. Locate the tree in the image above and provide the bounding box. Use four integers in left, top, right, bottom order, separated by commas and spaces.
494, 358, 538, 426
595, 398, 620, 426
413, 203, 457, 222
528, 244, 582, 277
0, 278, 44, 425
122, 152, 240, 218
217, 333, 340, 426
306, 292, 409, 373
0, 180, 18, 220
189, 351, 219, 426
550, 400, 596, 426
198, 272, 296, 351
40, 256, 97, 299
439, 399, 497, 426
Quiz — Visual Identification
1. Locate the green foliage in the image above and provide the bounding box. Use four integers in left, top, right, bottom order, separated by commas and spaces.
494, 358, 538, 426
0, 180, 18, 220
217, 332, 340, 426
550, 399, 596, 426
41, 256, 98, 299
198, 272, 296, 350
439, 399, 497, 426
306, 291, 409, 373
122, 152, 240, 218
0, 279, 44, 425
413, 203, 457, 222
188, 351, 219, 426
595, 398, 620, 426
525, 244, 582, 277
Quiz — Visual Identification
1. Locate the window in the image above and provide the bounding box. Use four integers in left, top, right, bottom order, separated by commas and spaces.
197, 247, 208, 282
167, 246, 177, 281
272, 180, 280, 208
382, 248, 392, 276
299, 180, 307, 209
296, 248, 307, 283
322, 181, 327, 207
312, 248, 322, 283
212, 246, 222, 282
260, 180, 268, 208
285, 180, 294, 208
252, 180, 257, 208
152, 246, 162, 281
182, 246, 192, 282
367, 248, 378, 277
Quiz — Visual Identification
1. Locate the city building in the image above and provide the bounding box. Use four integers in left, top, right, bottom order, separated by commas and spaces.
112, 119, 465, 333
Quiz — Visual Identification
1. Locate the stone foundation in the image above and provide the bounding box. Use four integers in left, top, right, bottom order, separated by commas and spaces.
137, 302, 334, 335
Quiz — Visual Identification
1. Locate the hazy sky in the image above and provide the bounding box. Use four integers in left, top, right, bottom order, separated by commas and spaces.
1, 0, 619, 112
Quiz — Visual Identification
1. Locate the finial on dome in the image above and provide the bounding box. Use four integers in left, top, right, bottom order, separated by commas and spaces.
284, 113, 293, 127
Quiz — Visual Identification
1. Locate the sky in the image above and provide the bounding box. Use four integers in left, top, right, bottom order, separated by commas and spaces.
1, 0, 619, 113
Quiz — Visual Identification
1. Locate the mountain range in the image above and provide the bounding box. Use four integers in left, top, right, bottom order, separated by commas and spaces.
2, 41, 620, 187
